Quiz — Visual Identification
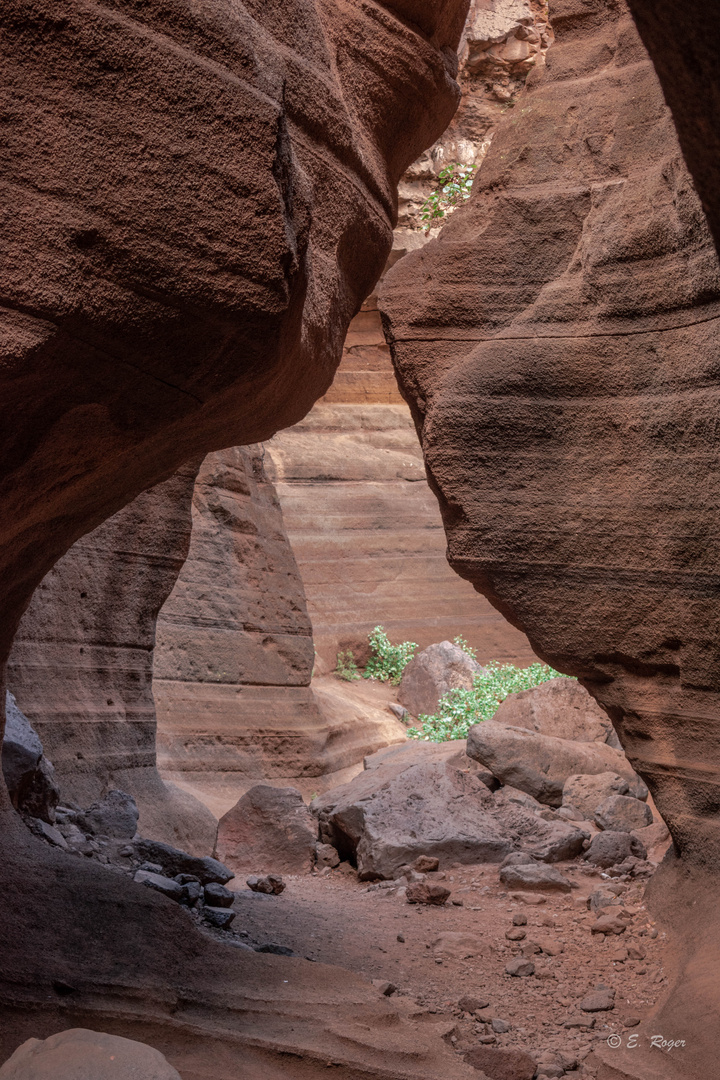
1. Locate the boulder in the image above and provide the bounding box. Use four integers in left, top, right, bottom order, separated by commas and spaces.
315, 842, 340, 868
77, 790, 139, 840
398, 641, 486, 718
134, 871, 184, 902
466, 722, 639, 806
203, 883, 234, 908
594, 794, 654, 832
203, 907, 237, 929
134, 839, 233, 885
0, 1029, 182, 1079
406, 882, 451, 905
498, 864, 573, 893
312, 752, 513, 879
562, 772, 648, 820
432, 932, 484, 958
493, 677, 618, 745
247, 874, 285, 895
464, 1046, 536, 1079
215, 785, 317, 875
584, 832, 647, 869
364, 738, 497, 790
2, 692, 59, 824
580, 986, 616, 1011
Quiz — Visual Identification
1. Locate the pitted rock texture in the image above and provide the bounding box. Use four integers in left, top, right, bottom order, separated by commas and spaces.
7, 463, 217, 854
381, 0, 720, 1074
380, 0, 720, 871
0, 0, 467, 674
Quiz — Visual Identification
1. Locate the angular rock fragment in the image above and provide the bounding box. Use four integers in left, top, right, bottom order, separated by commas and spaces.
203, 907, 237, 930
135, 839, 233, 885
398, 641, 486, 717
591, 916, 627, 936
562, 772, 648, 820
134, 870, 184, 902
2, 692, 59, 824
580, 985, 616, 1011
203, 883, 234, 908
499, 863, 573, 893
583, 832, 646, 869
216, 785, 317, 876
247, 874, 285, 895
406, 882, 450, 905
504, 957, 535, 977
466, 723, 638, 806
594, 794, 653, 832
464, 1045, 536, 1079
77, 790, 139, 840
315, 842, 340, 868
493, 678, 617, 744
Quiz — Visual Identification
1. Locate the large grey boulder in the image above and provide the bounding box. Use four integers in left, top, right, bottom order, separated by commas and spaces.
77, 789, 139, 839
584, 831, 647, 868
466, 721, 639, 807
215, 784, 317, 875
398, 641, 486, 718
0, 1028, 182, 1079
562, 772, 648, 819
498, 862, 573, 893
493, 677, 620, 745
311, 743, 587, 879
134, 838, 233, 885
2, 691, 59, 823
594, 794, 653, 832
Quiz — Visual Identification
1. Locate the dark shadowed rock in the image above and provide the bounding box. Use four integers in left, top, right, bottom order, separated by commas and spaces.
203, 883, 234, 909
134, 839, 233, 886
584, 832, 647, 869
466, 723, 638, 807
499, 864, 572, 893
215, 784, 317, 876
398, 641, 486, 717
2, 692, 59, 825
0, 1028, 182, 1079
203, 907, 237, 930
77, 790, 139, 840
594, 795, 654, 832
134, 870, 184, 903
493, 678, 617, 745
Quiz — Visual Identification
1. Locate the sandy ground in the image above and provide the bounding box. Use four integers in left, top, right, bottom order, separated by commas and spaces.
225, 859, 670, 1075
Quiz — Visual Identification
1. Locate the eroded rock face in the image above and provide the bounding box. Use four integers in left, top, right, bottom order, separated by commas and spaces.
380, 0, 720, 872
380, 0, 720, 1072
0, 0, 467, 673
6, 463, 217, 854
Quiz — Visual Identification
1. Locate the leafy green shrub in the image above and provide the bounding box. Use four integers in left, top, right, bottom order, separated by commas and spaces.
420, 162, 477, 231
452, 634, 477, 660
363, 626, 418, 685
407, 661, 567, 742
335, 649, 360, 681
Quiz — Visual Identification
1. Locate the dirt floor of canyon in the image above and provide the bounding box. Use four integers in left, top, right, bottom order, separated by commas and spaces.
222, 859, 670, 1077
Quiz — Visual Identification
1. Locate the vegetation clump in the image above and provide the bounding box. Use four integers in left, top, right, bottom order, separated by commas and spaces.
334, 649, 360, 681
407, 661, 567, 742
420, 162, 477, 231
363, 626, 418, 685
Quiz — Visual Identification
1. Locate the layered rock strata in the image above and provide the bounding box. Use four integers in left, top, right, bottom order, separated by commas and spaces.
380, 0, 720, 1073
6, 462, 217, 853
265, 299, 536, 669
0, 4, 470, 1070
154, 447, 406, 814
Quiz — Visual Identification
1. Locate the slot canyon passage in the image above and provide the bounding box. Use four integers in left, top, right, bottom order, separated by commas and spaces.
1, 0, 720, 1078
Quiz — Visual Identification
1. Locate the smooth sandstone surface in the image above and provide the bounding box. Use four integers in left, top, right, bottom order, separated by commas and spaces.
0, 1028, 182, 1080
6, 462, 217, 854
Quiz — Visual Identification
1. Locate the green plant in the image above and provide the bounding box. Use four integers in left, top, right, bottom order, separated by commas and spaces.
407, 661, 568, 742
335, 649, 360, 681
420, 162, 477, 231
452, 634, 477, 660
363, 626, 418, 685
